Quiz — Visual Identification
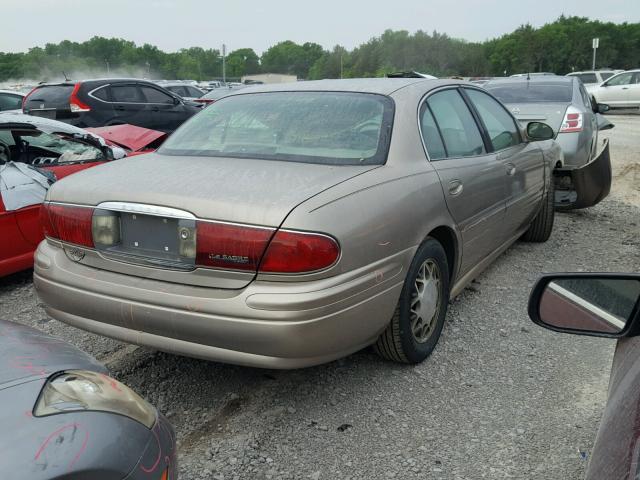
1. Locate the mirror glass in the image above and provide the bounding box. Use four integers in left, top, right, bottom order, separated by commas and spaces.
527, 122, 554, 141
539, 277, 640, 334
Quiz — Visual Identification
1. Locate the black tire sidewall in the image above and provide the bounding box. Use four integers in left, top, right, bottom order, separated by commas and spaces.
397, 239, 450, 363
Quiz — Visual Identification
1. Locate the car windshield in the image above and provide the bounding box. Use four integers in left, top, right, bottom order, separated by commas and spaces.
0, 128, 105, 162
485, 83, 573, 103
159, 91, 394, 165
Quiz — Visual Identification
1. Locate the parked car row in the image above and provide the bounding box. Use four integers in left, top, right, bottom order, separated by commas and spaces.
1, 75, 633, 480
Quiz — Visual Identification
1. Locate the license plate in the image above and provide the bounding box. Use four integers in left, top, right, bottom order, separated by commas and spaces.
118, 213, 193, 262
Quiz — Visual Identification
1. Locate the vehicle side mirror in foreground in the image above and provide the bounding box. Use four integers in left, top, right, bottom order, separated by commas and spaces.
596, 103, 610, 114
526, 122, 554, 141
528, 274, 640, 337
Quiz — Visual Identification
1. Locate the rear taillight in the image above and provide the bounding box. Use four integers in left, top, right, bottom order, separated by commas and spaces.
195, 222, 274, 271
260, 230, 340, 274
559, 106, 583, 133
22, 86, 38, 111
194, 222, 340, 274
69, 83, 91, 113
41, 203, 94, 247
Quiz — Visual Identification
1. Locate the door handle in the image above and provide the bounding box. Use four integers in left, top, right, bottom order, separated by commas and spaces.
114, 105, 125, 111
622, 87, 629, 90
448, 180, 463, 196
505, 163, 516, 176
151, 106, 160, 112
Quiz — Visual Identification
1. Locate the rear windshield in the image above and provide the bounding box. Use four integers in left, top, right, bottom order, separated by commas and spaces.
159, 91, 394, 165
600, 72, 615, 81
24, 85, 74, 108
485, 83, 573, 103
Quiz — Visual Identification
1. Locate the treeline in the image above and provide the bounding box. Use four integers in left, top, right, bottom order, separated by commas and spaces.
1, 16, 638, 83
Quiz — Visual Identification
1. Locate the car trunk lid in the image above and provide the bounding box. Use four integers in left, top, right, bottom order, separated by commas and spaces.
46, 153, 378, 288
505, 102, 570, 136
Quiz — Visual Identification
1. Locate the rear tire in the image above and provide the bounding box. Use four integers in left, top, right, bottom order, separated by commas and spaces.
522, 179, 555, 242
374, 238, 450, 364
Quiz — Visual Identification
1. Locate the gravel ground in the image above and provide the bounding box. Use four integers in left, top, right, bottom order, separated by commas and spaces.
1, 115, 639, 479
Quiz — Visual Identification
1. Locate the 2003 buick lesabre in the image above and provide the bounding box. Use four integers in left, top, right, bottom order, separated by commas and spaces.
34, 78, 561, 368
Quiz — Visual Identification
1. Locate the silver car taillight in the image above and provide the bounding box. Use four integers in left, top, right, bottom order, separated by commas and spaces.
559, 106, 583, 133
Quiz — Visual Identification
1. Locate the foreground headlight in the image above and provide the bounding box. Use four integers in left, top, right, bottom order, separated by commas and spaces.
34, 370, 156, 429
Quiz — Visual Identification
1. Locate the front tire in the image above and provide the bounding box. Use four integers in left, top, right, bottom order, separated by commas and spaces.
374, 238, 450, 364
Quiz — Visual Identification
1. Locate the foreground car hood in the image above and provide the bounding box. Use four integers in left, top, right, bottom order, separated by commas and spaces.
0, 319, 104, 386
47, 153, 380, 226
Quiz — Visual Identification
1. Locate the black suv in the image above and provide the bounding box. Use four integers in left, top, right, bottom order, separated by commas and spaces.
23, 79, 201, 133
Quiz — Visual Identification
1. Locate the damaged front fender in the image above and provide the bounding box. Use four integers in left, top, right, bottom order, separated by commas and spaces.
554, 138, 612, 210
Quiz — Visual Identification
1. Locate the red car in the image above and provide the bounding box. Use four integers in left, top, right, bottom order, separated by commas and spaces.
0, 113, 165, 277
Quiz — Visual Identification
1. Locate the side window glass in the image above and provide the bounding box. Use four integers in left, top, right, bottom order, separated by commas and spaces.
110, 85, 143, 103
426, 90, 485, 158
579, 85, 592, 109
0, 94, 23, 111
606, 73, 632, 86
465, 89, 520, 151
92, 87, 109, 101
419, 103, 447, 160
140, 86, 174, 104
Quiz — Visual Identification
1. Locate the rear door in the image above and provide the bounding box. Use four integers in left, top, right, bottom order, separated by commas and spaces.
420, 88, 507, 274
109, 83, 148, 127
464, 87, 545, 234
138, 85, 184, 132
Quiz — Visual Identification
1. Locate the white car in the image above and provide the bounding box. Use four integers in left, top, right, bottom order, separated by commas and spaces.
566, 70, 620, 92
591, 69, 640, 108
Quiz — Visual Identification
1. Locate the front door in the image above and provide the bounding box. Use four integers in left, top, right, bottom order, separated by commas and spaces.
138, 85, 184, 132
463, 88, 545, 234
598, 72, 634, 106
109, 83, 147, 127
420, 88, 507, 275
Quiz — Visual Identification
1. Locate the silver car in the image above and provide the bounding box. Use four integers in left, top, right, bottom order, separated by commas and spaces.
484, 76, 613, 209
34, 79, 560, 369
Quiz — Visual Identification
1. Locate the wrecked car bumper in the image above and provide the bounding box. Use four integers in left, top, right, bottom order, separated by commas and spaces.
33, 240, 405, 369
554, 138, 612, 210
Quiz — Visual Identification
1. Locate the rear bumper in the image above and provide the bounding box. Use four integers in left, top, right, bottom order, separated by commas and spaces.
34, 240, 405, 369
554, 139, 612, 210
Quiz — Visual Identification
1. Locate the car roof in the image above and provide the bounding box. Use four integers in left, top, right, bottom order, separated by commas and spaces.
35, 78, 158, 87
0, 89, 25, 96
485, 76, 575, 86
218, 78, 451, 96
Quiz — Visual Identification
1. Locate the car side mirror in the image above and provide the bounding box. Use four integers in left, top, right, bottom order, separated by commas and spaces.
173, 97, 181, 105
596, 103, 610, 114
526, 122, 554, 141
528, 273, 640, 338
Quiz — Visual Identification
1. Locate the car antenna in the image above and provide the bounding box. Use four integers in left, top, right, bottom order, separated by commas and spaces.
526, 72, 531, 81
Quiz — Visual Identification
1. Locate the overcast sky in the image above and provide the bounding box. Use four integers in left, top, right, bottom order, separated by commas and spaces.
1, 0, 637, 54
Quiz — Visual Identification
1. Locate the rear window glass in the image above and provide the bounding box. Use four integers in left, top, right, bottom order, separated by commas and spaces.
25, 85, 74, 108
577, 73, 598, 84
600, 72, 615, 81
485, 83, 573, 103
159, 91, 394, 165
186, 87, 204, 98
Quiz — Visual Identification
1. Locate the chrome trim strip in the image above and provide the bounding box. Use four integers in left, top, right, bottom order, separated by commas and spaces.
547, 282, 626, 330
96, 202, 197, 220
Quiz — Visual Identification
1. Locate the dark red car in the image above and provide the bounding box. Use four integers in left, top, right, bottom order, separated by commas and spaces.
0, 113, 165, 277
529, 273, 640, 479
